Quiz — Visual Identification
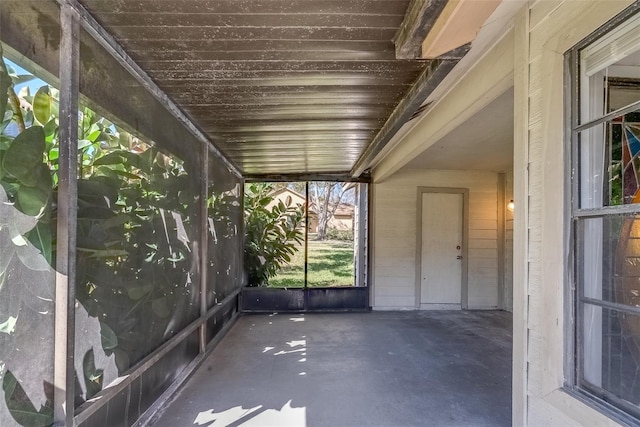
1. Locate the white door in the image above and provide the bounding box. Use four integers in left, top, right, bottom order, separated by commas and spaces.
420, 192, 463, 309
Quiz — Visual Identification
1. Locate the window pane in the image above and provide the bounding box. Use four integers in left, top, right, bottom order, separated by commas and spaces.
580, 303, 640, 413
0, 2, 60, 425
578, 215, 640, 306
578, 114, 640, 207
580, 25, 640, 123
608, 78, 640, 114
578, 214, 640, 412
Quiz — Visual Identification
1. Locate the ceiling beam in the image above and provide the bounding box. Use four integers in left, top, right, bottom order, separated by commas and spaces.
422, 0, 501, 59
351, 43, 470, 177
394, 0, 449, 59
245, 172, 371, 183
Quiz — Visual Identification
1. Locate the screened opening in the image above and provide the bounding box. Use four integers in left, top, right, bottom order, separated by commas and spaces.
307, 181, 357, 288
2, 2, 245, 426
0, 1, 62, 425
243, 181, 367, 290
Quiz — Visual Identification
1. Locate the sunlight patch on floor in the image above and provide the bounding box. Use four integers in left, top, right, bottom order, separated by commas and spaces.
194, 405, 262, 426
194, 400, 305, 427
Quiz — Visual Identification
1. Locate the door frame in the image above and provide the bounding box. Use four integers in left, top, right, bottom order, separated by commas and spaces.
415, 187, 469, 309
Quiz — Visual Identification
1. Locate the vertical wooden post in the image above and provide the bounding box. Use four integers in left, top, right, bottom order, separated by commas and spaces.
54, 3, 79, 425
199, 145, 209, 353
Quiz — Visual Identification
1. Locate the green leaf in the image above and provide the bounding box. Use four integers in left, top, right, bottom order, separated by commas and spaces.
77, 178, 119, 207
0, 150, 5, 181
78, 139, 93, 150
0, 113, 11, 135
49, 87, 60, 118
259, 197, 271, 206
48, 146, 59, 162
28, 222, 52, 265
127, 283, 152, 300
94, 150, 141, 170
43, 118, 58, 143
32, 86, 51, 125
0, 134, 11, 150
112, 169, 143, 180
82, 349, 104, 400
87, 129, 104, 143
92, 151, 125, 166
2, 370, 53, 427
152, 297, 171, 318
3, 126, 46, 186
17, 182, 51, 216
0, 59, 11, 125
113, 348, 130, 372
100, 323, 118, 350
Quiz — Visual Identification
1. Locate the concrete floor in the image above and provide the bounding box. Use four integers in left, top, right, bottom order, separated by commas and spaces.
150, 311, 512, 427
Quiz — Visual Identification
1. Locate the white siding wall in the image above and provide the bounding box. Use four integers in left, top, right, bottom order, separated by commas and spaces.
514, 1, 633, 425
504, 170, 513, 312
372, 169, 499, 310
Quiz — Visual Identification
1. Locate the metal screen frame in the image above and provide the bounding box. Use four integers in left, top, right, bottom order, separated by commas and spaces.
241, 179, 371, 312
34, 1, 247, 425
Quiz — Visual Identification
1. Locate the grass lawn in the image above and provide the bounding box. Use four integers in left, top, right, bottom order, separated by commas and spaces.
268, 239, 354, 288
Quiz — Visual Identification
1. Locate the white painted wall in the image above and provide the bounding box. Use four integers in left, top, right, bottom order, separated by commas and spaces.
371, 169, 499, 310
504, 170, 513, 312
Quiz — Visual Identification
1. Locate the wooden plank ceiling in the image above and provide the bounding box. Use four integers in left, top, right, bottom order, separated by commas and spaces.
79, 0, 432, 176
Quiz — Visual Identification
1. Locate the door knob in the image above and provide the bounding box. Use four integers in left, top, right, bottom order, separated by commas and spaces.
456, 255, 462, 260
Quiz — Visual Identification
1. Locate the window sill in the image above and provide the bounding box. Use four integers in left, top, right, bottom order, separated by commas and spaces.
556, 387, 638, 427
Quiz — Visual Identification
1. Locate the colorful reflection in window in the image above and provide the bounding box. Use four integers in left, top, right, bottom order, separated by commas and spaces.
610, 113, 640, 205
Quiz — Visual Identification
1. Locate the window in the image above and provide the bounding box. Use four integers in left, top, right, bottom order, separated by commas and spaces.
569, 5, 640, 421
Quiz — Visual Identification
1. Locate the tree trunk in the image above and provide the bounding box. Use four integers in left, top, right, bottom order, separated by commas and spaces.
308, 182, 354, 241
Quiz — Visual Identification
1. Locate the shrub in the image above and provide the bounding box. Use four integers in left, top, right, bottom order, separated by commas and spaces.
244, 183, 305, 286
326, 228, 354, 241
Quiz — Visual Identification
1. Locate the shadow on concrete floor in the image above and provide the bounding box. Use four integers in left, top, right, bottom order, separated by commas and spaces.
150, 311, 512, 427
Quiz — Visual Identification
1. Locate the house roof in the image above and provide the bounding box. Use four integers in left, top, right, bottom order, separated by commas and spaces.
332, 204, 355, 216
308, 201, 354, 217
270, 187, 306, 202
76, 0, 468, 178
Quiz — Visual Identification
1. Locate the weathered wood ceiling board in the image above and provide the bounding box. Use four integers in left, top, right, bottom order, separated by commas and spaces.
79, 0, 430, 175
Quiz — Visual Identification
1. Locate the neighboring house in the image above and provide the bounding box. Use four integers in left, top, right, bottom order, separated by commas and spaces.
268, 187, 354, 233
321, 203, 354, 232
